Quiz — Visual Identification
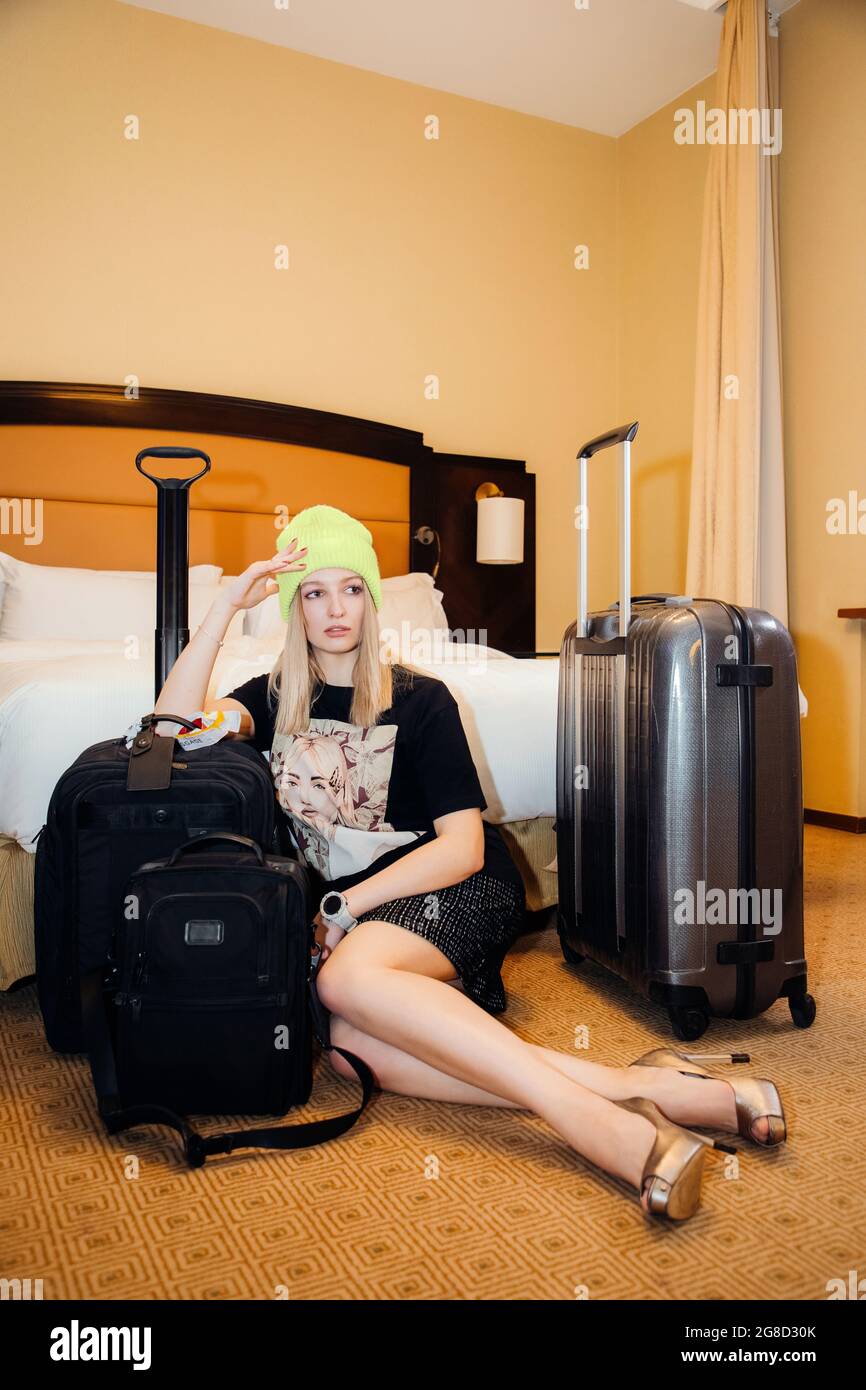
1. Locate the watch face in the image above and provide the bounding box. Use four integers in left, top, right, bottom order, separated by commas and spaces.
322, 892, 342, 917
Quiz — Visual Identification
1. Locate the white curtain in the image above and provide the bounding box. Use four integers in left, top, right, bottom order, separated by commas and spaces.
685, 0, 789, 628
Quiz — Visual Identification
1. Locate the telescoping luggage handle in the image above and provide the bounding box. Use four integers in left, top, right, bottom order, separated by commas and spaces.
135, 446, 212, 708
573, 421, 638, 946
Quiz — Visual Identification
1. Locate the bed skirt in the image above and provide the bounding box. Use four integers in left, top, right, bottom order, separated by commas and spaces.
0, 819, 559, 990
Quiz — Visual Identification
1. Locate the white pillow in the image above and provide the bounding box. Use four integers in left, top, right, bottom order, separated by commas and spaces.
0, 553, 243, 641
378, 573, 449, 639
0, 557, 221, 625
242, 591, 282, 638
243, 571, 449, 641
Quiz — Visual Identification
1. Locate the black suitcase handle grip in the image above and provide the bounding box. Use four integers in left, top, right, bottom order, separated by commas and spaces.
577, 422, 638, 459
135, 446, 211, 489
167, 831, 266, 867
141, 712, 201, 735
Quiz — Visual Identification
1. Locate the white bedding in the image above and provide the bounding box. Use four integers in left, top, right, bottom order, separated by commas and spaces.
0, 636, 559, 852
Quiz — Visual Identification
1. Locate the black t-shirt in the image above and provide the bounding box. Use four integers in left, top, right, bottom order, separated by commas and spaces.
224, 664, 523, 896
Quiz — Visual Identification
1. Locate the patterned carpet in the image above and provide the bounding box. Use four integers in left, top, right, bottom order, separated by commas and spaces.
0, 824, 863, 1301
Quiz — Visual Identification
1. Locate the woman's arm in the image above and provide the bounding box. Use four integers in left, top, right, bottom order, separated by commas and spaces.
151, 545, 306, 737
343, 808, 485, 919
314, 810, 485, 960
152, 594, 240, 737
334, 685, 489, 919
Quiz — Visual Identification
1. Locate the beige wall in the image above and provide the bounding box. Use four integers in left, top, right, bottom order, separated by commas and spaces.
778, 0, 866, 818
1, 0, 863, 815
0, 0, 617, 660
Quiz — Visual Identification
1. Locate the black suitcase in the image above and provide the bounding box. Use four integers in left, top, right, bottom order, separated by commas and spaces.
35, 444, 235, 1052
34, 718, 280, 1052
555, 422, 816, 1041
80, 833, 373, 1168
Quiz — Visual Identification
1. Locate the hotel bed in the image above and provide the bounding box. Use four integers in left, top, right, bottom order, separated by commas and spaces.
0, 382, 556, 988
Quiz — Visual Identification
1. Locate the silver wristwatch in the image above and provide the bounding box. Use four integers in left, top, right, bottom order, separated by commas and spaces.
319, 890, 359, 934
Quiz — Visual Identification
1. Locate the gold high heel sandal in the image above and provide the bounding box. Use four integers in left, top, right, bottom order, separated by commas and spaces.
629, 1049, 787, 1147
612, 1096, 737, 1221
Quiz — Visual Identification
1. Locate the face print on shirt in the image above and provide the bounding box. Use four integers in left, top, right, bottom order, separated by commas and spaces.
278, 735, 355, 833
271, 717, 421, 880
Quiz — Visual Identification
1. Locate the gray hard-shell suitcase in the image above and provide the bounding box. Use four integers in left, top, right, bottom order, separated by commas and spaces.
555, 422, 816, 1041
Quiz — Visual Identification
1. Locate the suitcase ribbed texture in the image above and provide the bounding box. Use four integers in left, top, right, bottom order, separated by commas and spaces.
556, 598, 809, 1034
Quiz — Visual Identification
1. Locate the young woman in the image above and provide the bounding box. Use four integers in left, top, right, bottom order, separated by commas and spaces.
154, 504, 786, 1222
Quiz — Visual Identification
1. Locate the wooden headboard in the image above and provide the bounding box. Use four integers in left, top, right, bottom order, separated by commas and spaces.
0, 382, 536, 650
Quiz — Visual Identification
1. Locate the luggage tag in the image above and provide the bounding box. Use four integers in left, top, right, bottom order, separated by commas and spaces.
175, 709, 241, 750
123, 709, 241, 751
123, 718, 143, 750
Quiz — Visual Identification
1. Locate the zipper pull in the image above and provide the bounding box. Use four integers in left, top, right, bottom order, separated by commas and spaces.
133, 951, 147, 988
31, 823, 47, 845
131, 996, 142, 1024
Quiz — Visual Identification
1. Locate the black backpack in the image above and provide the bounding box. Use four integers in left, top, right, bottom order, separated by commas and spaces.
34, 713, 281, 1053
81, 831, 374, 1168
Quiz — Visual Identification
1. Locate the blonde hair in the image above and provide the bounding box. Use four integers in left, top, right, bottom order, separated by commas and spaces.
265, 578, 422, 735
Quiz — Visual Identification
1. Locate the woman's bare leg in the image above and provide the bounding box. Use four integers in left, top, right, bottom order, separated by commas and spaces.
316, 923, 731, 1208
327, 1012, 744, 1134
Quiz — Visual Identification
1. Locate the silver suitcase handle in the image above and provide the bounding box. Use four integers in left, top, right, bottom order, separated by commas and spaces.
573, 421, 639, 945
575, 421, 638, 638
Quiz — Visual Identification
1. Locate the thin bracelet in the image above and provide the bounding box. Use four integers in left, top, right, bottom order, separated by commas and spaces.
197, 624, 225, 648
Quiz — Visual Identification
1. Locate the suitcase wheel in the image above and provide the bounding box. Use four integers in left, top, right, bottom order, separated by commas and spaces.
789, 992, 817, 1029
557, 931, 585, 967
668, 1006, 710, 1042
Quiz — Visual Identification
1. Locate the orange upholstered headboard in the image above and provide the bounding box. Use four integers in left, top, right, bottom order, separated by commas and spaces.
0, 392, 413, 576
0, 382, 536, 650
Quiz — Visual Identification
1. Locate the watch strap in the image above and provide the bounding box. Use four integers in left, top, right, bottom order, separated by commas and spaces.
320, 891, 358, 932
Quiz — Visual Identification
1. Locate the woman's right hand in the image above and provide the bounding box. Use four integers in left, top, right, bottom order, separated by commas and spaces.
222, 540, 308, 612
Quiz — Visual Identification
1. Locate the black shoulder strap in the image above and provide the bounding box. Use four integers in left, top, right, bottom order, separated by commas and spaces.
80, 971, 375, 1168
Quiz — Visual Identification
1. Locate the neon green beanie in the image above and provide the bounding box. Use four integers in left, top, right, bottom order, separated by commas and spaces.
275, 504, 383, 621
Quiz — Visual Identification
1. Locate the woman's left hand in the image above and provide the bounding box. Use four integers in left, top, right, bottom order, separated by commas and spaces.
312, 910, 346, 963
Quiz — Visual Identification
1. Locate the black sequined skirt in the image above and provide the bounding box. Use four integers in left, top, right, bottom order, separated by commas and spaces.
353, 870, 526, 1014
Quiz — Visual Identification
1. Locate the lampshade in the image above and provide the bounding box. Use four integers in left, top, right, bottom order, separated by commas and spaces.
476, 495, 524, 564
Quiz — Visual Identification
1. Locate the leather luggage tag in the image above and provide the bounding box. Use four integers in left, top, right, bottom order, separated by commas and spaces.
127, 723, 176, 791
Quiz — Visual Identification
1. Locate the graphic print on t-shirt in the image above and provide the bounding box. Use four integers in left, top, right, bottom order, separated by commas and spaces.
271, 717, 422, 881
